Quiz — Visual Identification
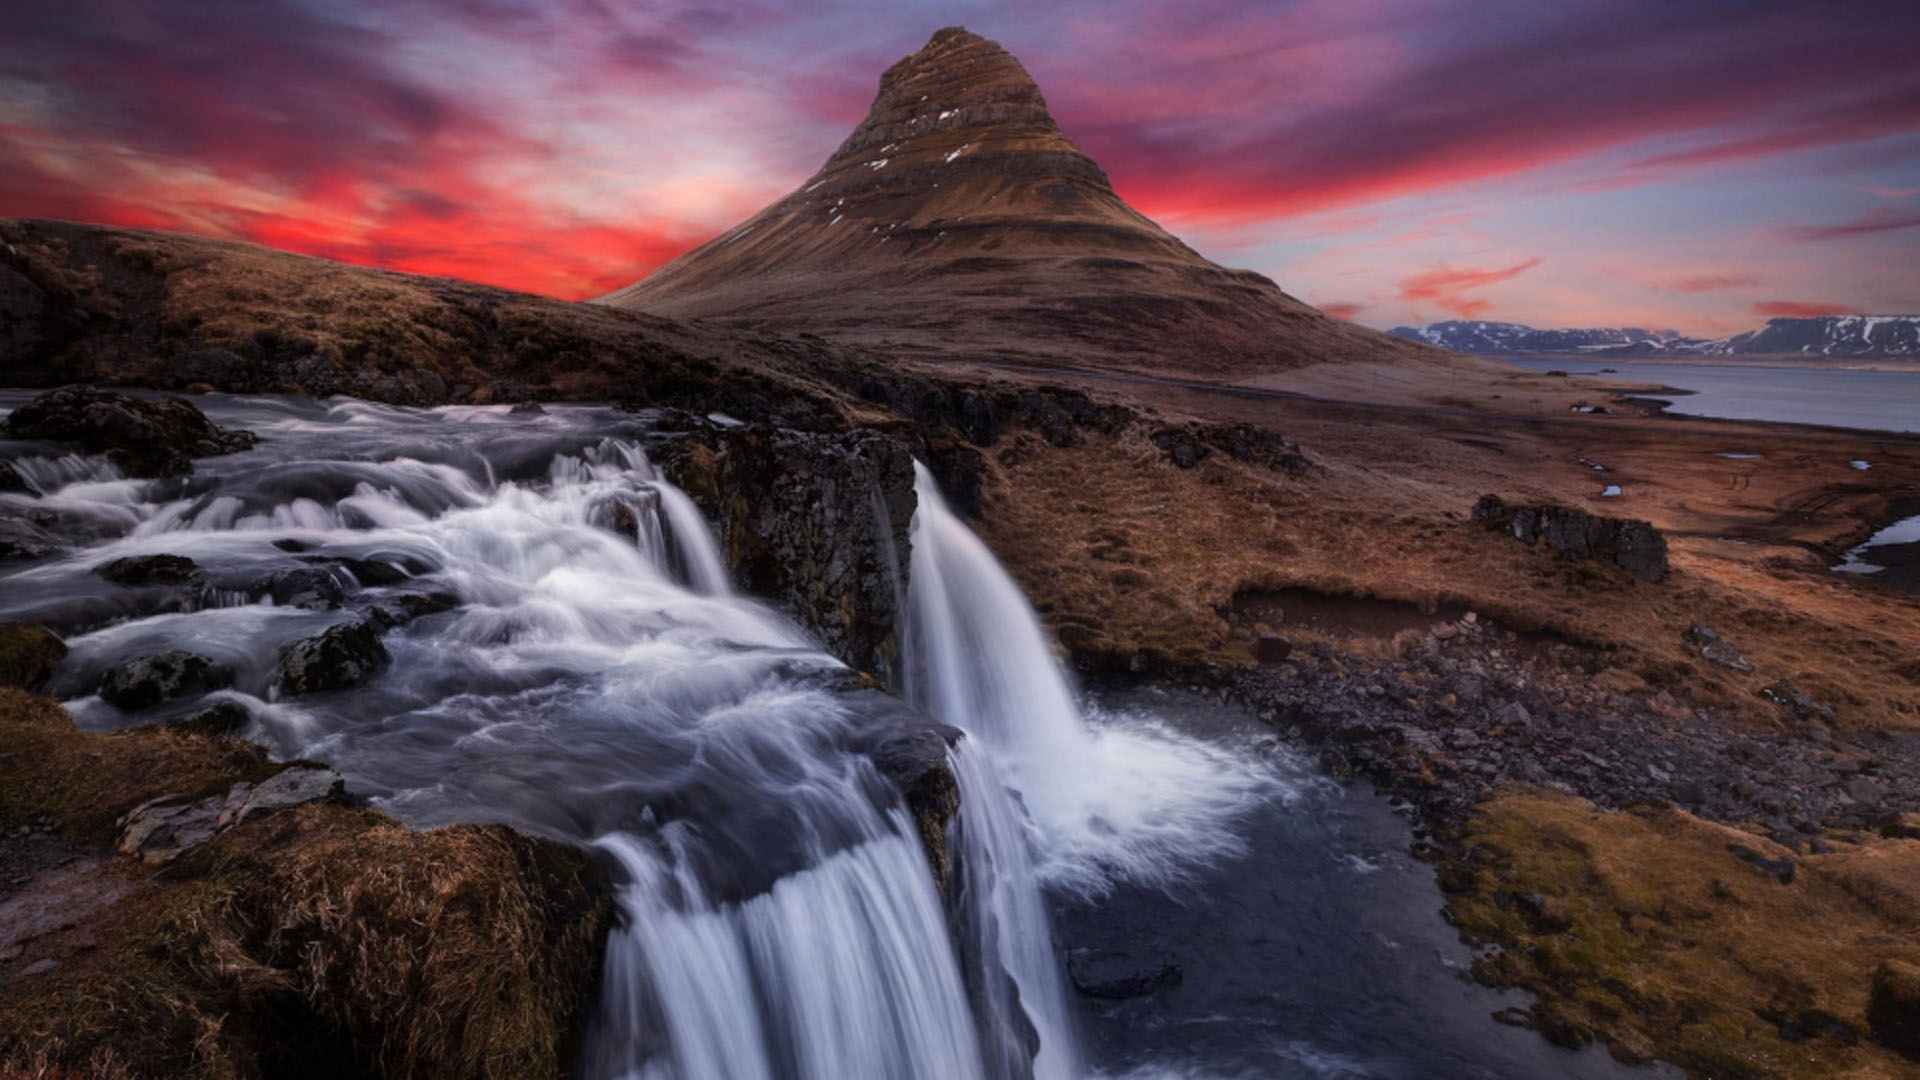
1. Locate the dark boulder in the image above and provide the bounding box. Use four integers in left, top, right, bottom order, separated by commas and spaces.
259, 566, 349, 610
276, 620, 391, 695
0, 513, 64, 561
94, 553, 203, 587
868, 724, 966, 892
99, 649, 231, 710
173, 699, 253, 736
0, 461, 27, 494
0, 623, 67, 691
2, 385, 257, 477
508, 402, 547, 416
1471, 494, 1669, 582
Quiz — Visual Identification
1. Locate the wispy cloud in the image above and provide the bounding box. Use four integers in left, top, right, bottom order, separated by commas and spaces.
1786, 209, 1920, 242
1663, 273, 1761, 293
1398, 258, 1541, 318
1754, 300, 1855, 317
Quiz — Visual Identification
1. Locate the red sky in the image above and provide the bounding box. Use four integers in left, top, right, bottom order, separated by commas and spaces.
3, 0, 1917, 334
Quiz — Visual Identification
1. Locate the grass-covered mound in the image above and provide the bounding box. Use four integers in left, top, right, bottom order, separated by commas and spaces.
0, 690, 610, 1079
1445, 791, 1920, 1078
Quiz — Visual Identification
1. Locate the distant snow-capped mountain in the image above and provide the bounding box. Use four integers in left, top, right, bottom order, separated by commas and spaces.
1389, 316, 1920, 357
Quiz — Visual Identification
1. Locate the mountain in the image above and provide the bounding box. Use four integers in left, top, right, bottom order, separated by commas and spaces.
1387, 321, 1703, 356
1719, 315, 1920, 357
601, 27, 1430, 376
1392, 316, 1920, 358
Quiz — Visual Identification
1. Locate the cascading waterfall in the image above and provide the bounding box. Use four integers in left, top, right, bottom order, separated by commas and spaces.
906, 462, 1286, 1080
1, 395, 1098, 1080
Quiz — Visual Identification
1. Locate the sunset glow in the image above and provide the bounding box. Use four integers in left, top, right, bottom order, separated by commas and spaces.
5, 0, 1917, 332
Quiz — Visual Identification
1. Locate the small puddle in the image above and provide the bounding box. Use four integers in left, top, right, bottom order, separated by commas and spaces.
1715, 452, 1761, 460
1600, 484, 1623, 498
1850, 460, 1872, 471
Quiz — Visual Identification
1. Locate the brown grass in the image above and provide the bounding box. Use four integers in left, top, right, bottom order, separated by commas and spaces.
980, 402, 1920, 731
1447, 792, 1920, 1078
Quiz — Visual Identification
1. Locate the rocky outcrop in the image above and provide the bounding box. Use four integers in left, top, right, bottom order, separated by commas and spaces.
656, 426, 916, 685
3, 385, 256, 477
276, 620, 391, 695
118, 765, 347, 864
866, 723, 965, 891
98, 649, 230, 710
1471, 495, 1669, 582
0, 624, 65, 691
1151, 422, 1311, 473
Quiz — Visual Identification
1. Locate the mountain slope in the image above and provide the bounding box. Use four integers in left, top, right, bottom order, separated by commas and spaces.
600, 27, 1430, 376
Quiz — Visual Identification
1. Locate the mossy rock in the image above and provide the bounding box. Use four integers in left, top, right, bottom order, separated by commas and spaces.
0, 623, 66, 692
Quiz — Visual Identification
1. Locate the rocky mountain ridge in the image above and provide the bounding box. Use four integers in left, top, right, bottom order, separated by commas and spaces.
1391, 315, 1920, 358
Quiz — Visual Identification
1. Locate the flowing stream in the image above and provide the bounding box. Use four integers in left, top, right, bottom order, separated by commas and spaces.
0, 391, 1666, 1078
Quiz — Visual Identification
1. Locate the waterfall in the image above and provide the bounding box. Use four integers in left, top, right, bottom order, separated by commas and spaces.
591, 816, 986, 1080
906, 461, 1287, 1079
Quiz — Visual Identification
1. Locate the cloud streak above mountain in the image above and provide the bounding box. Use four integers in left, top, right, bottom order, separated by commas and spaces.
1, 0, 1916, 329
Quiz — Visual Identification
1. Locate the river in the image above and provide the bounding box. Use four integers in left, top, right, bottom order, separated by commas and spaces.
1497, 357, 1920, 434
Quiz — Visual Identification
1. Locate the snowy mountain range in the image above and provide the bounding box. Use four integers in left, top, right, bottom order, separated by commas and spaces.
1388, 316, 1920, 358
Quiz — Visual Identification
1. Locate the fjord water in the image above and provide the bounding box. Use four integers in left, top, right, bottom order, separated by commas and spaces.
1500, 356, 1920, 433
2, 391, 1662, 1078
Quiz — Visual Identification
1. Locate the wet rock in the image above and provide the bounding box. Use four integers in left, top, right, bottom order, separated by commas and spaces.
2, 385, 257, 478
869, 725, 965, 891
217, 766, 345, 828
508, 401, 547, 416
93, 553, 203, 587
0, 461, 28, 494
1870, 960, 1920, 1058
1067, 947, 1182, 999
276, 620, 391, 695
0, 622, 66, 691
173, 700, 252, 736
1471, 494, 1669, 582
368, 590, 462, 629
655, 427, 916, 685
259, 565, 348, 609
98, 650, 230, 710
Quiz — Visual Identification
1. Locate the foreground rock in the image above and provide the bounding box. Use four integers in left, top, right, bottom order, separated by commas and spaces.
97, 649, 230, 710
276, 620, 391, 695
118, 765, 345, 864
2, 385, 256, 477
1471, 494, 1669, 582
0, 689, 610, 1079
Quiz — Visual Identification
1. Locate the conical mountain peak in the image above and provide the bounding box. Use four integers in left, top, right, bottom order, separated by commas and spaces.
601, 29, 1426, 376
